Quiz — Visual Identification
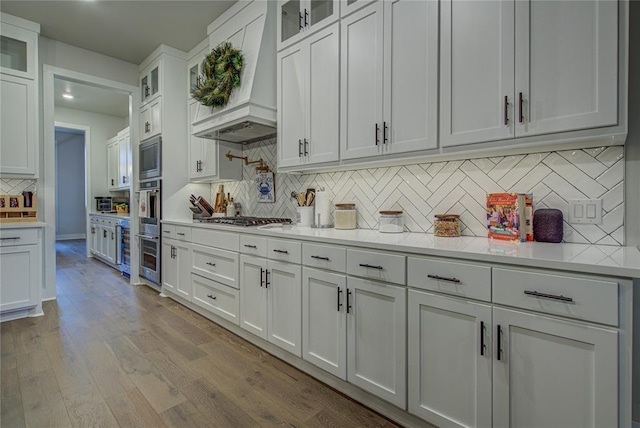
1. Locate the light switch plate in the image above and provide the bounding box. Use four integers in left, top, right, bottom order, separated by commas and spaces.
568, 199, 602, 224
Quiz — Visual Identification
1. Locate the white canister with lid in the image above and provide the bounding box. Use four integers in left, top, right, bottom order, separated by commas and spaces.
334, 203, 357, 230
378, 211, 404, 233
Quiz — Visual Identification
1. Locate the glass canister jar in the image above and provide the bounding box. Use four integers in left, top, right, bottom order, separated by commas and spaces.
434, 214, 461, 237
334, 203, 357, 230
379, 211, 404, 233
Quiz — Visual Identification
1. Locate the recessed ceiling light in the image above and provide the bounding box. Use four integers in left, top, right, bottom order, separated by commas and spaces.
62, 93, 74, 99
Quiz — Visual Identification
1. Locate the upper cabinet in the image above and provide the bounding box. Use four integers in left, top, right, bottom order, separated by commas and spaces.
106, 127, 132, 191
0, 14, 39, 177
140, 59, 160, 105
441, 0, 619, 148
187, 42, 208, 102
340, 0, 438, 161
278, 0, 339, 51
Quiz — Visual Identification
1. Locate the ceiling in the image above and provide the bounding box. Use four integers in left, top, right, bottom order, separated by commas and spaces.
55, 78, 130, 117
0, 0, 237, 65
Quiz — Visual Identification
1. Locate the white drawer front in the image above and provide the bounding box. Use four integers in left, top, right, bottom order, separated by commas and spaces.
346, 249, 406, 285
240, 235, 267, 257
0, 228, 38, 247
162, 224, 176, 239
191, 244, 239, 289
192, 228, 239, 252
192, 273, 239, 325
175, 226, 191, 241
408, 257, 491, 302
303, 243, 346, 273
268, 238, 302, 264
493, 268, 618, 326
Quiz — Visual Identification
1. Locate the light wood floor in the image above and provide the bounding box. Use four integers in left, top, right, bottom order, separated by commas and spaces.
1, 239, 402, 428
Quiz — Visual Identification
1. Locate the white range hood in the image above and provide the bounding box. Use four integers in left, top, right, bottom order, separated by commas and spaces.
192, 0, 277, 144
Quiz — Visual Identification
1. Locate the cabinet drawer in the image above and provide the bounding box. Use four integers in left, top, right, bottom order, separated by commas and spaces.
408, 257, 491, 302
0, 228, 38, 247
192, 228, 239, 252
268, 238, 301, 264
191, 244, 239, 289
346, 248, 406, 285
302, 242, 346, 273
175, 226, 191, 241
493, 268, 618, 326
240, 235, 267, 257
191, 273, 239, 325
162, 224, 176, 239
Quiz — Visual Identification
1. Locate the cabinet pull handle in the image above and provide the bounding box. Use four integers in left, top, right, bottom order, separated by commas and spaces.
103, 230, 107, 238
265, 269, 270, 288
311, 255, 330, 261
523, 290, 574, 303
359, 263, 383, 270
145, 121, 150, 133
177, 233, 185, 236
518, 92, 524, 123
144, 85, 150, 97
375, 123, 380, 146
206, 262, 216, 267
111, 232, 115, 240
299, 11, 304, 30
163, 230, 171, 234
206, 294, 217, 300
304, 138, 309, 156
346, 289, 352, 313
111, 179, 115, 185
427, 274, 460, 283
496, 325, 503, 361
91, 228, 95, 234
337, 287, 343, 311
244, 244, 257, 249
504, 96, 509, 125
480, 321, 486, 356
383, 121, 388, 144
122, 175, 126, 184
260, 267, 264, 287
0, 237, 20, 240
298, 139, 302, 157
304, 8, 309, 27
273, 249, 289, 254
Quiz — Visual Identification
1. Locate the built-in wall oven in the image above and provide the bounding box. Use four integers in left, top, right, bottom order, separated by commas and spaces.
136, 179, 161, 286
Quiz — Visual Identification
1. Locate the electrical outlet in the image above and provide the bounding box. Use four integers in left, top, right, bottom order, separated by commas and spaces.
568, 199, 602, 224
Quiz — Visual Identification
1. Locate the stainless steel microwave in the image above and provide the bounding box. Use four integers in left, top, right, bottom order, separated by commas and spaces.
139, 136, 161, 180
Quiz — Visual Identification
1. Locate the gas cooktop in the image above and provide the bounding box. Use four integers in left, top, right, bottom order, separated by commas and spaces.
196, 217, 293, 227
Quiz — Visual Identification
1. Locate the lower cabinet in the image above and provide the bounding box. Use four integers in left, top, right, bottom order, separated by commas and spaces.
89, 215, 118, 266
161, 238, 191, 301
239, 254, 302, 357
192, 273, 240, 325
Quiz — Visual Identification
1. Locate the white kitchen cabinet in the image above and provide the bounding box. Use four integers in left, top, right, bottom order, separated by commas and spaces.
162, 238, 191, 301
140, 97, 161, 141
104, 224, 117, 265
278, 23, 340, 169
188, 101, 242, 182
340, 0, 437, 160
239, 254, 269, 338
140, 59, 160, 105
0, 228, 41, 315
302, 267, 347, 379
441, 0, 618, 147
192, 273, 240, 325
277, 0, 339, 51
408, 289, 492, 428
89, 222, 99, 255
107, 136, 119, 190
90, 215, 119, 268
117, 128, 131, 189
0, 74, 37, 176
340, 0, 377, 18
347, 276, 406, 408
493, 307, 618, 428
187, 43, 207, 102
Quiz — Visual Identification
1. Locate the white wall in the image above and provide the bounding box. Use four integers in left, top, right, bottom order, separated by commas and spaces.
55, 130, 85, 239
54, 107, 127, 201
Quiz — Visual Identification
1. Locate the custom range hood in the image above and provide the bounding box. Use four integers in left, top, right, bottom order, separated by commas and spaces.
192, 0, 277, 144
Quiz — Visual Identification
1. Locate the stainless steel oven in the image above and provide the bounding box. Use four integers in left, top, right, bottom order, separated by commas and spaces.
136, 179, 161, 285
139, 135, 161, 180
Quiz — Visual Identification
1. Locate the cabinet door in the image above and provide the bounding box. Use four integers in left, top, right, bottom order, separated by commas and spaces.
493, 307, 618, 428
140, 105, 151, 140
515, 0, 618, 136
408, 290, 492, 427
340, 2, 384, 160
306, 22, 340, 165
99, 226, 108, 258
267, 261, 302, 356
239, 255, 268, 339
383, 0, 438, 154
105, 226, 117, 264
278, 0, 304, 49
175, 242, 192, 301
162, 240, 178, 294
0, 245, 39, 312
340, 0, 377, 18
347, 277, 406, 408
277, 43, 306, 168
440, 0, 515, 147
188, 101, 205, 178
118, 132, 130, 188
150, 98, 162, 137
302, 267, 347, 379
0, 75, 36, 175
89, 224, 98, 254
0, 23, 38, 80
107, 140, 119, 190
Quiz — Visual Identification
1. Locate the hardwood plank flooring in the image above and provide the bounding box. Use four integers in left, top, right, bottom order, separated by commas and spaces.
0, 240, 404, 427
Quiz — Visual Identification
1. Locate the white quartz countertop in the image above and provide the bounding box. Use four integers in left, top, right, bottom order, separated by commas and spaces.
0, 222, 46, 228
163, 220, 640, 279
90, 212, 130, 220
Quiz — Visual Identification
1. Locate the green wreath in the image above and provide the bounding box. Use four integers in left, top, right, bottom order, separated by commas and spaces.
192, 42, 244, 108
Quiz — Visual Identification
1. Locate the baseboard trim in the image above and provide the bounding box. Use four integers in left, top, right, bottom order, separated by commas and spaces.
56, 234, 86, 241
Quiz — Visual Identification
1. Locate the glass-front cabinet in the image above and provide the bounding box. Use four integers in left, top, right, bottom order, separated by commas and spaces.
140, 61, 160, 105
0, 22, 37, 80
277, 0, 339, 50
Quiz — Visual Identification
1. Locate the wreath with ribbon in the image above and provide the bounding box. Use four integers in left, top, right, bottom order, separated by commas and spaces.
191, 42, 244, 108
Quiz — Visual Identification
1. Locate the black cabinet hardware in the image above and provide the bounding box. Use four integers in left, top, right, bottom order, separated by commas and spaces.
504, 95, 509, 125
497, 325, 503, 361
244, 244, 257, 249
304, 8, 308, 27
260, 267, 265, 287
480, 321, 486, 356
427, 274, 460, 283
311, 255, 330, 261
518, 92, 524, 123
337, 287, 343, 312
383, 121, 388, 144
0, 237, 20, 240
346, 289, 352, 313
103, 230, 107, 238
299, 11, 303, 30
163, 230, 170, 234
298, 139, 302, 157
304, 138, 309, 156
524, 290, 573, 303
122, 175, 126, 184
206, 294, 217, 300
359, 263, 383, 270
144, 85, 150, 97
177, 232, 185, 236
206, 262, 216, 267
111, 179, 114, 185
273, 249, 289, 254
375, 123, 380, 146
265, 269, 270, 288
145, 121, 150, 133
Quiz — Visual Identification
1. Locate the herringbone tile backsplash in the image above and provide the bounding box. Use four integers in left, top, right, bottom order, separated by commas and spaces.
214, 138, 625, 245
0, 179, 37, 195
